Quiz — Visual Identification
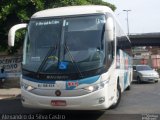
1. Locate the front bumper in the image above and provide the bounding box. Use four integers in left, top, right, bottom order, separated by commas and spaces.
140, 76, 160, 82
21, 85, 110, 110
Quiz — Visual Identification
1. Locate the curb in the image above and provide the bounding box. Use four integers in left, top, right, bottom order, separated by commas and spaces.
0, 94, 21, 100
0, 94, 16, 96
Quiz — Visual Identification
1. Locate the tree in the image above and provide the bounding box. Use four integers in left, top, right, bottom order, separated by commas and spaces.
0, 0, 116, 54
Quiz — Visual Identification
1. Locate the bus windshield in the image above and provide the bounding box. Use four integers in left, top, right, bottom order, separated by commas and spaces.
23, 15, 106, 75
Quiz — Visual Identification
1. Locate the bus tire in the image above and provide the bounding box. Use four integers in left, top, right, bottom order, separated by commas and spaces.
110, 82, 121, 109
126, 85, 131, 91
0, 80, 4, 88
155, 80, 158, 83
137, 76, 141, 84
126, 75, 132, 91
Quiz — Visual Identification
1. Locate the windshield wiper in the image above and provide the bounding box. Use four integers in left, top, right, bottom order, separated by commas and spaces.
64, 43, 84, 78
37, 46, 57, 73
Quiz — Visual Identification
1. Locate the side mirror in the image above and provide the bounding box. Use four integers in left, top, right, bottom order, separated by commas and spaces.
105, 17, 114, 41
8, 23, 27, 46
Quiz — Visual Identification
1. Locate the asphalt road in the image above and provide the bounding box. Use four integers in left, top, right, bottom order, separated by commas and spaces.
0, 81, 160, 120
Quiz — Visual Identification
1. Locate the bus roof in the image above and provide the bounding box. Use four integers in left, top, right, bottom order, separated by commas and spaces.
31, 5, 113, 18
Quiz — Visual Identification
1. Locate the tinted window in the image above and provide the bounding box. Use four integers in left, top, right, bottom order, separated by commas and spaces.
136, 65, 152, 71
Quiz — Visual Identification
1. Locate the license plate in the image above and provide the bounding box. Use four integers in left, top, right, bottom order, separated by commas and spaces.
51, 100, 66, 106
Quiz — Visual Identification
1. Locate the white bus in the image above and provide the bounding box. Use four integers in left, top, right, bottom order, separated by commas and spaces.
8, 5, 132, 110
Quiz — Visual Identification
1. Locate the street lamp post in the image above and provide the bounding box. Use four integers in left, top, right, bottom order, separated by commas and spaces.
123, 10, 131, 35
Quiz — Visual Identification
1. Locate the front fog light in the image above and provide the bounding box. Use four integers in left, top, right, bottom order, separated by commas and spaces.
21, 96, 25, 102
99, 97, 105, 104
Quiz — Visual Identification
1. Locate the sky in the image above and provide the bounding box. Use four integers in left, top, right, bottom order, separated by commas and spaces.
103, 0, 160, 34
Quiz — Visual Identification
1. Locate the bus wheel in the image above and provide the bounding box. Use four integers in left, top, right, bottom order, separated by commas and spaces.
126, 85, 131, 90
137, 76, 141, 84
0, 80, 4, 88
155, 80, 158, 83
110, 82, 121, 109
126, 75, 131, 91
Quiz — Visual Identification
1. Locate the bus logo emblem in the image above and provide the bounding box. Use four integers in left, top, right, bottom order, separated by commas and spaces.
55, 90, 61, 96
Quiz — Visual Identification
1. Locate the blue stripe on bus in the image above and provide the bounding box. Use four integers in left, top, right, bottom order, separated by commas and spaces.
78, 75, 100, 84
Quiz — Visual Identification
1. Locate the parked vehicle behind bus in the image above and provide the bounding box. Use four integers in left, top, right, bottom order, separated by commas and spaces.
133, 65, 159, 83
8, 5, 132, 110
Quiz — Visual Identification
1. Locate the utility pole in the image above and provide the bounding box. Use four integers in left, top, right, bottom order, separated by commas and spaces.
123, 10, 131, 35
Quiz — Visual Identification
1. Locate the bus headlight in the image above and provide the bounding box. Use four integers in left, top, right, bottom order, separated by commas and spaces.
83, 80, 108, 92
84, 86, 95, 92
21, 82, 35, 91
26, 85, 35, 91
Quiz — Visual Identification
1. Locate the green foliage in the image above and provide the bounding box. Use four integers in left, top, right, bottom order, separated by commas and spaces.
52, 0, 89, 7
0, 0, 116, 54
86, 0, 116, 10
